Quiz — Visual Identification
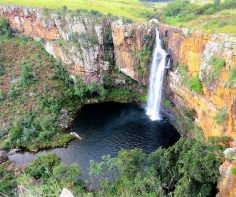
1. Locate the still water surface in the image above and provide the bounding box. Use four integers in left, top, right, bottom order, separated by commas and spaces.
9, 102, 180, 177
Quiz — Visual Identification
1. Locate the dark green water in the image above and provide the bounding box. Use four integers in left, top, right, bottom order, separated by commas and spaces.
9, 102, 180, 177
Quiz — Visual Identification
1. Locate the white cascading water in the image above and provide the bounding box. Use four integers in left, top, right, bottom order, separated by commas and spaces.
146, 28, 167, 121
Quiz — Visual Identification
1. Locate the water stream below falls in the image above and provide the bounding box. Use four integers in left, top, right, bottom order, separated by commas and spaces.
146, 28, 167, 121
9, 103, 179, 178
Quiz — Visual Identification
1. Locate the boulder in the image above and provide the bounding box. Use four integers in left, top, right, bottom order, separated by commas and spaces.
59, 188, 74, 197
0, 151, 8, 164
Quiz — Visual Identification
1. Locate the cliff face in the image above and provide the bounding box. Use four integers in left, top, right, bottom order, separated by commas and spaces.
112, 20, 153, 85
113, 22, 236, 140
1, 6, 236, 139
0, 5, 112, 83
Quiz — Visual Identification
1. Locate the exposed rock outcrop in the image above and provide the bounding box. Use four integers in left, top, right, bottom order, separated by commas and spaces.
1, 5, 236, 197
59, 188, 75, 197
112, 22, 236, 140
1, 5, 235, 139
0, 5, 112, 83
217, 150, 236, 197
0, 151, 8, 164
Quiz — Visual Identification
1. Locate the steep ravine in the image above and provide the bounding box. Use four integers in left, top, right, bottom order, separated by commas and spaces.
1, 5, 236, 196
1, 5, 236, 140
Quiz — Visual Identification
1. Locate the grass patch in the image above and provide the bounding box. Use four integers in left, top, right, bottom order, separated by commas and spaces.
0, 0, 158, 21
160, 1, 236, 36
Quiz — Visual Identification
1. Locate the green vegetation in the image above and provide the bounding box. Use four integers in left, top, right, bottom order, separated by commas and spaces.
226, 66, 236, 87
163, 97, 172, 108
176, 104, 205, 140
2, 137, 223, 196
0, 161, 17, 196
0, 17, 12, 37
179, 64, 202, 93
214, 107, 228, 125
19, 61, 37, 86
0, 20, 145, 151
26, 153, 60, 179
102, 25, 115, 66
132, 33, 155, 78
0, 0, 161, 21
205, 56, 225, 84
90, 138, 221, 197
208, 136, 231, 151
17, 154, 84, 196
1, 0, 236, 36
232, 167, 236, 175
160, 0, 236, 36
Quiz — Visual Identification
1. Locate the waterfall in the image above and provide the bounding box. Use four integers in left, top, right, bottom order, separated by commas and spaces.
146, 28, 167, 121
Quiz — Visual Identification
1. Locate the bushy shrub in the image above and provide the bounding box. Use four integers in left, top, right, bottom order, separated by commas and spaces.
90, 138, 222, 197
178, 64, 202, 93
4, 112, 59, 150
53, 163, 84, 192
162, 0, 201, 22
187, 76, 202, 93
7, 86, 21, 100
73, 76, 107, 100
221, 0, 236, 9
0, 17, 12, 37
20, 61, 37, 86
0, 162, 17, 196
201, 3, 220, 15
161, 0, 235, 23
232, 167, 236, 175
26, 153, 60, 179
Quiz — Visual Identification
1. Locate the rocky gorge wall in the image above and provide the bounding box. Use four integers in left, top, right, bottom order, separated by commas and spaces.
1, 5, 236, 140
112, 21, 236, 141
0, 5, 112, 83
1, 5, 236, 196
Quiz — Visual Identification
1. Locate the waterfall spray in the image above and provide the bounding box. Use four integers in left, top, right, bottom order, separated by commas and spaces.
146, 28, 167, 121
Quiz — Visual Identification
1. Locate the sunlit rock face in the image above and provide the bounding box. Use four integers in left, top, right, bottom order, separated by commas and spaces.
112, 20, 154, 85
0, 5, 112, 83
217, 150, 236, 197
112, 22, 236, 140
